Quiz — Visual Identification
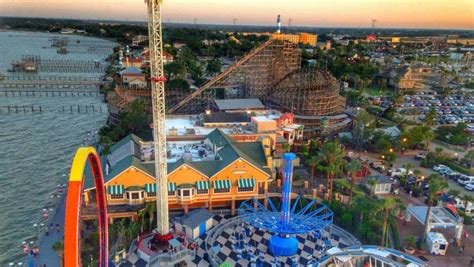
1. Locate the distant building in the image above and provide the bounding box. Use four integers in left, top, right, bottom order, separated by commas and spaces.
377, 65, 433, 91
299, 33, 318, 46
60, 28, 75, 34
119, 67, 146, 84
123, 57, 143, 68
271, 32, 318, 46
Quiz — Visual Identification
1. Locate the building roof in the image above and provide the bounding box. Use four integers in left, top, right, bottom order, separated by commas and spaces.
214, 98, 265, 111
203, 112, 251, 124
85, 129, 270, 190
365, 175, 392, 184
119, 67, 143, 76
175, 208, 214, 229
380, 126, 401, 138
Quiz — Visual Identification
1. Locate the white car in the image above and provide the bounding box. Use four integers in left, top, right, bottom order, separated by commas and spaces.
458, 176, 474, 185
390, 168, 413, 177
433, 165, 448, 172
466, 183, 474, 191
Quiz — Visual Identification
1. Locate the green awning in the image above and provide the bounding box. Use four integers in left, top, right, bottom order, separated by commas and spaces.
196, 181, 210, 190
168, 182, 177, 192
107, 185, 124, 194
145, 183, 156, 193
238, 178, 255, 188
213, 180, 231, 189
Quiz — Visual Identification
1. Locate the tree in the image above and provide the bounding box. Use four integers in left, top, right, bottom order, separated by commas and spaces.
164, 61, 186, 79
282, 143, 291, 152
52, 241, 64, 267
318, 141, 344, 202
379, 198, 398, 246
448, 189, 461, 200
112, 219, 128, 249
423, 174, 448, 239
145, 202, 156, 231
138, 209, 147, 233
367, 178, 377, 197
119, 98, 151, 137
307, 156, 319, 185
423, 108, 437, 128
423, 126, 435, 152
461, 195, 474, 213
206, 58, 222, 75
166, 78, 190, 92
346, 160, 362, 205
320, 117, 330, 139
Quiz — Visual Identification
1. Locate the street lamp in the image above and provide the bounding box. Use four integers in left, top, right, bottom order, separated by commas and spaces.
389, 148, 394, 153
403, 138, 407, 143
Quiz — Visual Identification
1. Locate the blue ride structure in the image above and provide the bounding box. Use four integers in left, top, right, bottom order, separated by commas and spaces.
238, 153, 334, 256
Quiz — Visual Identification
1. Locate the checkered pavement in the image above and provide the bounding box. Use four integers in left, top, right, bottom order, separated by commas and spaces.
191, 215, 352, 266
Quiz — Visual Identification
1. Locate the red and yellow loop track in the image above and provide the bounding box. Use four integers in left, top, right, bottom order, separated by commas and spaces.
64, 147, 108, 267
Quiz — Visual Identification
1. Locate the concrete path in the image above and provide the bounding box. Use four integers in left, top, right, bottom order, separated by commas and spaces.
31, 197, 65, 267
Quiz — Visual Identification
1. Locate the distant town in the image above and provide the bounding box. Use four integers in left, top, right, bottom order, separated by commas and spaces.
0, 14, 473, 267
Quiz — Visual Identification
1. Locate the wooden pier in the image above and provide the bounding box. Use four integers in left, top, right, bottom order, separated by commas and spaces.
0, 89, 102, 97
0, 105, 104, 114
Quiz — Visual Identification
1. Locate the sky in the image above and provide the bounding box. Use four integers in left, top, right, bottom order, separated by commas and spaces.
1, 0, 473, 29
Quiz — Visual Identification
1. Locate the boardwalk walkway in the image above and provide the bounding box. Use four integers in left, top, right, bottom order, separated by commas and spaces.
31, 199, 65, 267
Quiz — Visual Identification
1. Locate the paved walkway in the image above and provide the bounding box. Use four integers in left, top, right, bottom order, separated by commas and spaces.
31, 197, 65, 267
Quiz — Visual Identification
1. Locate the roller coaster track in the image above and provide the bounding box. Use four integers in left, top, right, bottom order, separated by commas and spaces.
168, 38, 274, 114
64, 147, 108, 267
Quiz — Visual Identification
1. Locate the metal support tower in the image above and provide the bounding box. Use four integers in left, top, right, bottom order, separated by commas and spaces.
145, 0, 169, 235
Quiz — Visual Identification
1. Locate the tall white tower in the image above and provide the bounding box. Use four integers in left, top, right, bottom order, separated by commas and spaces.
145, 0, 169, 235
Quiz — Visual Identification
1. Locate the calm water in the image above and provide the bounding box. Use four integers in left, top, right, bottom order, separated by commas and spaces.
0, 31, 115, 264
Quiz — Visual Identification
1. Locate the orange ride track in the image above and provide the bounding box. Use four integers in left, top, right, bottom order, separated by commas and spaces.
64, 147, 108, 267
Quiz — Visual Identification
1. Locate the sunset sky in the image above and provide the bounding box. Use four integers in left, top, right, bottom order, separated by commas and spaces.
1, 0, 473, 29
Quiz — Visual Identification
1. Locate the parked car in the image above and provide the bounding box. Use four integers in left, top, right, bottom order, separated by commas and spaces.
447, 172, 462, 180
390, 168, 413, 177
370, 161, 386, 172
465, 183, 474, 191
415, 152, 426, 160
433, 165, 448, 172
458, 175, 474, 185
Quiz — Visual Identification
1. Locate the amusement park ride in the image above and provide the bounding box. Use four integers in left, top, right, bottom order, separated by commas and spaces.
238, 153, 334, 257
63, 0, 169, 266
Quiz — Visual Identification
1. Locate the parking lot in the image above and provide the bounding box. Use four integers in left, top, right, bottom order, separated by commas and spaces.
371, 92, 474, 125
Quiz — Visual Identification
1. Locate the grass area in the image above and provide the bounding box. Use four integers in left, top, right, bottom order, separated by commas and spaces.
361, 87, 391, 97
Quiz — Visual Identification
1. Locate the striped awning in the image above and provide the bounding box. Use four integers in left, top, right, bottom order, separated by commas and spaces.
145, 183, 156, 193
238, 178, 255, 188
168, 182, 177, 192
196, 181, 210, 190
146, 183, 176, 192
107, 185, 124, 194
213, 180, 231, 189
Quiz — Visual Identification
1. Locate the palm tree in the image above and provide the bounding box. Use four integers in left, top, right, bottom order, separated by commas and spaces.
423, 174, 448, 239
423, 108, 437, 128
392, 92, 404, 108
379, 198, 398, 246
448, 189, 461, 200
113, 219, 128, 249
461, 195, 474, 213
346, 160, 362, 205
367, 178, 377, 197
422, 127, 435, 152
52, 241, 64, 267
282, 143, 291, 152
145, 202, 156, 231
138, 209, 147, 233
307, 156, 319, 185
320, 117, 330, 140
318, 141, 344, 202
